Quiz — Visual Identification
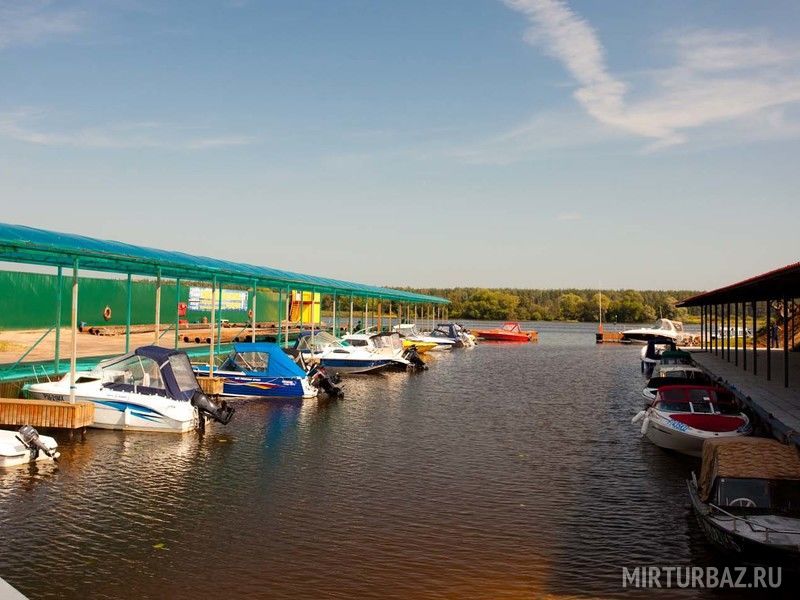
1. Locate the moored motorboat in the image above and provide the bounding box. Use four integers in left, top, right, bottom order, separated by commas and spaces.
426, 323, 474, 348
632, 385, 751, 457
474, 322, 537, 342
393, 324, 455, 351
0, 426, 59, 468
343, 332, 412, 370
623, 318, 689, 344
642, 364, 712, 401
688, 437, 800, 559
27, 346, 234, 433
193, 342, 317, 399
292, 332, 394, 375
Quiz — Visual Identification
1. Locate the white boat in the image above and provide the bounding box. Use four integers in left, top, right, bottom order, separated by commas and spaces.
623, 318, 688, 344
424, 323, 475, 348
27, 346, 234, 433
342, 332, 411, 369
632, 385, 751, 457
642, 365, 712, 400
292, 332, 395, 375
0, 426, 59, 468
392, 324, 455, 350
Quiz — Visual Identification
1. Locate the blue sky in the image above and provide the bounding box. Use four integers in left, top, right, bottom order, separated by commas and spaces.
1, 0, 799, 290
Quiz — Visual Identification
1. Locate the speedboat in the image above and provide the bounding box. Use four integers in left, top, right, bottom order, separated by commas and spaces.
640, 338, 675, 372
193, 342, 317, 399
688, 437, 800, 559
27, 346, 234, 433
642, 365, 712, 401
0, 426, 59, 468
632, 385, 751, 457
426, 323, 474, 348
623, 319, 688, 344
474, 322, 537, 342
292, 332, 394, 375
393, 324, 455, 351
343, 332, 427, 370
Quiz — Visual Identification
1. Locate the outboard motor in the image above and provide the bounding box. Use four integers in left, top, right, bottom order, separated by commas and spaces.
191, 390, 235, 431
403, 346, 428, 371
308, 365, 344, 399
16, 425, 58, 461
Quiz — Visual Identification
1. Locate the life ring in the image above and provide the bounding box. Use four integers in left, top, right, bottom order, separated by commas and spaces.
248, 309, 254, 319
103, 306, 112, 321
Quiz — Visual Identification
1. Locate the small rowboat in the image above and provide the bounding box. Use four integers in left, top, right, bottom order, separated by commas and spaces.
474, 322, 537, 342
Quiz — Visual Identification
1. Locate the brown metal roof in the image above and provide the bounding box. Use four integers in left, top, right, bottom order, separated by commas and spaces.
677, 262, 800, 307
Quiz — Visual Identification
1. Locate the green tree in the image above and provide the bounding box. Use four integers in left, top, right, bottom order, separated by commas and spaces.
558, 293, 585, 321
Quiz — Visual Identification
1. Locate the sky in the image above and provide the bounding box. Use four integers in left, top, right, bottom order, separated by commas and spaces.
1, 0, 799, 291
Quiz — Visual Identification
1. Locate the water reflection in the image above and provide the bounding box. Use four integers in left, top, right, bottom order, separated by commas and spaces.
0, 323, 794, 599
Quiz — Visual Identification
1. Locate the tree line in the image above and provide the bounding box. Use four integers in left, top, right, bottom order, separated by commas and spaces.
387, 288, 702, 323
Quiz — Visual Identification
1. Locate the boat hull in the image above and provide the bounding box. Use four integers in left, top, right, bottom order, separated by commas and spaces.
643, 414, 748, 457
0, 430, 59, 468
27, 386, 197, 433
193, 368, 316, 399
475, 331, 531, 342
319, 358, 393, 375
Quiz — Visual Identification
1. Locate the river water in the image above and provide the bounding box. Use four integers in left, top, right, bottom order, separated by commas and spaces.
0, 322, 794, 599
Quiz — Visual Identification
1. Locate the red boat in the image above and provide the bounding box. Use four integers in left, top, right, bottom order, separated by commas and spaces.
474, 322, 537, 342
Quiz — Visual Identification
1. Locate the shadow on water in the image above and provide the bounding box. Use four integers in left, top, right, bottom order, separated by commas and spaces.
0, 322, 794, 599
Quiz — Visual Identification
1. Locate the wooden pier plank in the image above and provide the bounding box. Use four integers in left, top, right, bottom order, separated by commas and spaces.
0, 398, 94, 429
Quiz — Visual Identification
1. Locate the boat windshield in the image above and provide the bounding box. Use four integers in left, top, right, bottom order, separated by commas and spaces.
233, 351, 269, 372
714, 478, 800, 514
373, 334, 402, 350
502, 323, 520, 332
101, 354, 165, 390
168, 353, 201, 392
298, 332, 342, 352
347, 338, 369, 347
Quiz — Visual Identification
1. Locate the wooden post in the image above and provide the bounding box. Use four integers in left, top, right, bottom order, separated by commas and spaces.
377, 301, 383, 332
752, 300, 757, 376
310, 289, 316, 338
767, 299, 772, 381
784, 296, 789, 388
332, 293, 337, 336
154, 268, 161, 345
69, 258, 79, 404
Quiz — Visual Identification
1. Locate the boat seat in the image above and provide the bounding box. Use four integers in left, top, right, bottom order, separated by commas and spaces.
671, 413, 745, 432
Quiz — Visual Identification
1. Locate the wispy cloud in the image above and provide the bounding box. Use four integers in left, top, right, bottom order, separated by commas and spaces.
556, 211, 582, 221
0, 108, 254, 150
0, 0, 86, 49
502, 0, 800, 149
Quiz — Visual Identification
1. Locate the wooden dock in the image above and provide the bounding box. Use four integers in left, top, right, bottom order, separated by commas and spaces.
0, 398, 94, 430
691, 349, 800, 446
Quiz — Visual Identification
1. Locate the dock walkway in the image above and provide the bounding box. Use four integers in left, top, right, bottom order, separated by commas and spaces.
0, 398, 94, 430
691, 349, 800, 446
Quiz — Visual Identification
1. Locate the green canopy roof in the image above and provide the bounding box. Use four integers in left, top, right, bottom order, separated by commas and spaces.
0, 222, 448, 304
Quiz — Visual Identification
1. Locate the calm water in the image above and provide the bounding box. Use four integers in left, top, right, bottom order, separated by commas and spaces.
0, 323, 794, 599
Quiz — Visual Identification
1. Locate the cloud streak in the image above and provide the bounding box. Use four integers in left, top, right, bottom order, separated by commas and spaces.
503, 0, 800, 148
0, 108, 254, 150
0, 1, 86, 49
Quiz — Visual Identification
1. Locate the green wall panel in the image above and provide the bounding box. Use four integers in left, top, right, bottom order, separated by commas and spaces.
0, 271, 280, 330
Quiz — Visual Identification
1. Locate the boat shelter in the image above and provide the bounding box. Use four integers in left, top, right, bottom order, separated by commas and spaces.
677, 262, 800, 445
0, 222, 449, 400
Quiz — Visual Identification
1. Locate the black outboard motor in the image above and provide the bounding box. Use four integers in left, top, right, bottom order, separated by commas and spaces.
403, 346, 428, 371
16, 424, 58, 461
191, 390, 235, 431
308, 365, 344, 399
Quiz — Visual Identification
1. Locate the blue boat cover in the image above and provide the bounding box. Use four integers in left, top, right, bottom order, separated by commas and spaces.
231, 343, 307, 378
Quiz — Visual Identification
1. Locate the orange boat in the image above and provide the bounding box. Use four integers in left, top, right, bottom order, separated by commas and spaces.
474, 322, 537, 342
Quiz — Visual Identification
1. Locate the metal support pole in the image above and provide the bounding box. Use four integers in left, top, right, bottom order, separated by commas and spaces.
388, 301, 392, 332
125, 273, 132, 353
54, 266, 62, 374
349, 296, 354, 334
734, 302, 738, 366
217, 279, 223, 353
767, 299, 772, 381
332, 293, 337, 336
742, 302, 747, 371
752, 300, 757, 376
154, 268, 161, 345
277, 287, 283, 346
377, 301, 382, 332
714, 304, 718, 355
285, 286, 290, 345
175, 278, 181, 349
251, 280, 257, 343
69, 258, 79, 404
784, 296, 789, 388
311, 289, 316, 338
700, 305, 705, 350
364, 298, 368, 332
209, 277, 217, 377
726, 302, 731, 362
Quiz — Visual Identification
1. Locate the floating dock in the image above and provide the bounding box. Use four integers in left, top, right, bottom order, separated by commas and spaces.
0, 398, 94, 430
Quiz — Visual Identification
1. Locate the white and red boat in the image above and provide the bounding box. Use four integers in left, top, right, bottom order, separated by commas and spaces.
632, 385, 751, 457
